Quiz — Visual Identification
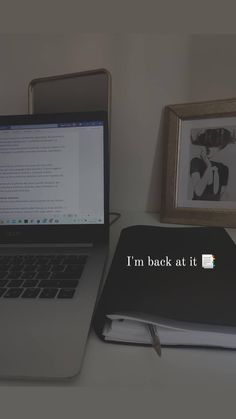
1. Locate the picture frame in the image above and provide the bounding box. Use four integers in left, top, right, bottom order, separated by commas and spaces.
160, 98, 236, 227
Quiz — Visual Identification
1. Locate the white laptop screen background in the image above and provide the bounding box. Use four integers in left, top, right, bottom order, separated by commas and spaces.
0, 121, 104, 226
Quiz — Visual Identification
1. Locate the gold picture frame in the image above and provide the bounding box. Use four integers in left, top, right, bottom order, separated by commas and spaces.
160, 98, 236, 227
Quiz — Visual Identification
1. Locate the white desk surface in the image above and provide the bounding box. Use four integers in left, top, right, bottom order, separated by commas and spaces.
1, 212, 236, 419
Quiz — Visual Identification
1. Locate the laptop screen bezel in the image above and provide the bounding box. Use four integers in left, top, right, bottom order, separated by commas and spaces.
0, 112, 109, 244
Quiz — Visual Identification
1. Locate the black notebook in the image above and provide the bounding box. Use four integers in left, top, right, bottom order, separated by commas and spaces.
93, 225, 236, 349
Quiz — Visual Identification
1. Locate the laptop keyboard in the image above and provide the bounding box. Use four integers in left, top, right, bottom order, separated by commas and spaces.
0, 254, 88, 299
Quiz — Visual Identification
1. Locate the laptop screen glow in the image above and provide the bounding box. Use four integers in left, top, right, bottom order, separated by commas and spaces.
0, 121, 104, 225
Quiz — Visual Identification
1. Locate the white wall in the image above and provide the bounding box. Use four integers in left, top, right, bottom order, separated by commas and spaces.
1, 34, 236, 212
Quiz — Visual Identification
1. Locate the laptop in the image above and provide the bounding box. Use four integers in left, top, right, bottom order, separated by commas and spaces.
0, 111, 109, 379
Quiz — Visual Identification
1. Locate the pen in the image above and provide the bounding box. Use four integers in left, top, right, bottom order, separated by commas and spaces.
147, 323, 162, 357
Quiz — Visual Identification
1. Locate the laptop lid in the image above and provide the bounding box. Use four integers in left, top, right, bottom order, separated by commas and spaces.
0, 112, 109, 245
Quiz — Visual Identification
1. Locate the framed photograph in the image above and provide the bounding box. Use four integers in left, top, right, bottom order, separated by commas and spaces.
160, 98, 236, 227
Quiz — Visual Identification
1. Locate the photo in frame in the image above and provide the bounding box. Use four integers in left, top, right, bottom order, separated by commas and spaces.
160, 98, 236, 227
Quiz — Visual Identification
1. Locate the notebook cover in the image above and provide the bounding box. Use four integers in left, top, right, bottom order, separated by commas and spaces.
93, 225, 236, 344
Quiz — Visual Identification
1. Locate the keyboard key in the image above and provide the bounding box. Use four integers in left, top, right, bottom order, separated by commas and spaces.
23, 260, 35, 265
21, 272, 36, 280
22, 288, 41, 298
9, 263, 23, 270
37, 267, 51, 273
24, 265, 37, 271
39, 280, 79, 288
36, 265, 50, 272
51, 265, 65, 272
51, 270, 83, 280
0, 280, 8, 287
0, 264, 10, 270
39, 288, 58, 298
8, 279, 24, 287
0, 288, 6, 297
23, 279, 38, 288
4, 288, 23, 298
57, 289, 76, 299
0, 272, 7, 279
7, 272, 22, 280
35, 272, 51, 280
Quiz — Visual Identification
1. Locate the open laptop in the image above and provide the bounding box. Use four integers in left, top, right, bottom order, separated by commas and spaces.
0, 111, 109, 379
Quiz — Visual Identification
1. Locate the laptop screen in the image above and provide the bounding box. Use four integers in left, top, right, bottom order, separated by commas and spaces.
0, 120, 104, 226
